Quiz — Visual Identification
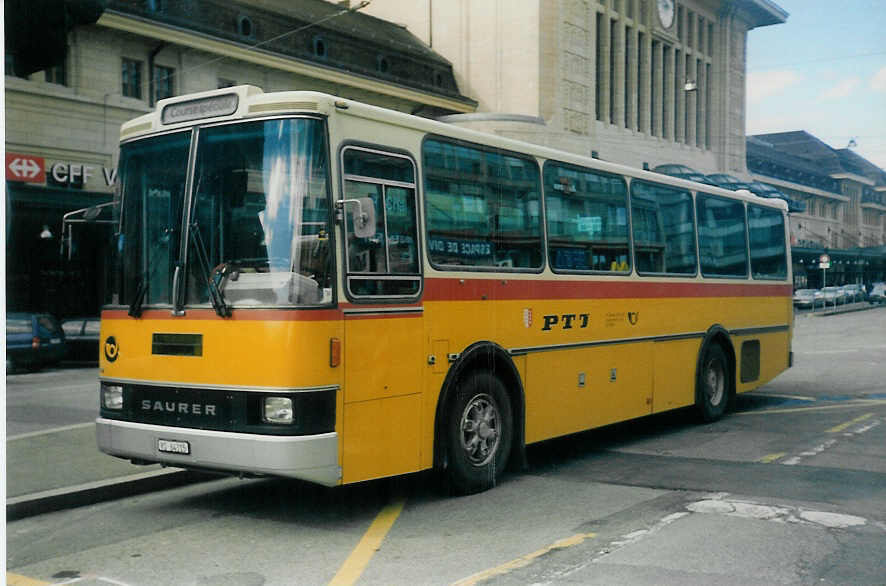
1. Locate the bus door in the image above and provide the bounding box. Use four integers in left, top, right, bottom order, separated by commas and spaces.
339, 147, 424, 483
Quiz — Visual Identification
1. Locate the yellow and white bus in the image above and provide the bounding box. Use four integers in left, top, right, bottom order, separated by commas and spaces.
97, 86, 792, 494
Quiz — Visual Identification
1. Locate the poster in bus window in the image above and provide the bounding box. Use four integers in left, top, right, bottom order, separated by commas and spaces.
428, 237, 494, 262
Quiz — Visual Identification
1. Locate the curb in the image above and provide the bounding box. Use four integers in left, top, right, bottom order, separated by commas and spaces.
810, 303, 885, 317
6, 468, 216, 521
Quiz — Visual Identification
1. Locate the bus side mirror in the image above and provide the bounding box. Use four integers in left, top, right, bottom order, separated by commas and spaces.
337, 197, 376, 238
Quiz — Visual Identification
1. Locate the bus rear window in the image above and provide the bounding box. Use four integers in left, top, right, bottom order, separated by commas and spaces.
748, 204, 787, 280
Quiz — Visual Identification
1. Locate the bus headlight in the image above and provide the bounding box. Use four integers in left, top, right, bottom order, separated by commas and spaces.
102, 384, 124, 410
263, 397, 294, 424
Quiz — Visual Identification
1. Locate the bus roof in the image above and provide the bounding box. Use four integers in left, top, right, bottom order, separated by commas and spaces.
121, 85, 788, 212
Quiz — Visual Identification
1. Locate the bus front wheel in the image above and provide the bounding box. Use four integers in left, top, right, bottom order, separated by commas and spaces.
696, 343, 730, 422
445, 372, 513, 495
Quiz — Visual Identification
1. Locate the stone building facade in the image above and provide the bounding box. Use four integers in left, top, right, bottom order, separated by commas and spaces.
364, 0, 786, 173
5, 0, 475, 316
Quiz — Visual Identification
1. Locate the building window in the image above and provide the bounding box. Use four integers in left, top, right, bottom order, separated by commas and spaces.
313, 36, 327, 58
122, 58, 143, 99
238, 15, 254, 38
377, 55, 390, 74
154, 65, 175, 101
45, 60, 67, 86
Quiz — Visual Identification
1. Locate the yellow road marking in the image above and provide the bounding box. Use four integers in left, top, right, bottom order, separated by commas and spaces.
452, 532, 596, 586
735, 399, 886, 416
758, 452, 786, 463
827, 412, 875, 433
6, 573, 51, 586
328, 497, 406, 586
754, 393, 817, 402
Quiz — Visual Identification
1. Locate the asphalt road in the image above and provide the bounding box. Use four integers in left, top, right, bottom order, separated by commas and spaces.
6, 367, 99, 438
6, 308, 886, 585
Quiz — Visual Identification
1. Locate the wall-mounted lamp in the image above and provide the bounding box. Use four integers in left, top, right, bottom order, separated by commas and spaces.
684, 80, 698, 92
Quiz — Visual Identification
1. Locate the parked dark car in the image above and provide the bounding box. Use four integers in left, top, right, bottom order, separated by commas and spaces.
704, 173, 754, 191
6, 312, 66, 372
61, 317, 101, 363
746, 181, 807, 213
840, 284, 865, 303
792, 288, 823, 309
653, 164, 714, 185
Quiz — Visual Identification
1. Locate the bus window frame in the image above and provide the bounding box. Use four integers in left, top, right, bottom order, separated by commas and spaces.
695, 192, 750, 280
542, 159, 633, 276
628, 178, 700, 278
421, 134, 545, 275
179, 115, 339, 311
746, 202, 789, 282
338, 141, 423, 304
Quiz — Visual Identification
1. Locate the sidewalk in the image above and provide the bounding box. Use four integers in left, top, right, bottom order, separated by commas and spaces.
798, 299, 885, 317
6, 424, 211, 520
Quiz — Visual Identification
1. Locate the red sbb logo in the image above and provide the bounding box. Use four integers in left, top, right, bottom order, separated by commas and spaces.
6, 153, 46, 183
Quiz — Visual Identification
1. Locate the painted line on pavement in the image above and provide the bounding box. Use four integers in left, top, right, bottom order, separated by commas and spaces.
328, 497, 406, 586
735, 399, 886, 416
452, 532, 596, 586
827, 412, 875, 433
6, 573, 50, 586
7, 422, 95, 441
758, 452, 786, 464
753, 393, 817, 402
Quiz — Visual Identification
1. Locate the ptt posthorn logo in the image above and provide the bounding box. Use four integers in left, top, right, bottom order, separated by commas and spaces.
104, 336, 119, 362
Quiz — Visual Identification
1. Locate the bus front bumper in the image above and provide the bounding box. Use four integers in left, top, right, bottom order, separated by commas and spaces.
96, 417, 341, 487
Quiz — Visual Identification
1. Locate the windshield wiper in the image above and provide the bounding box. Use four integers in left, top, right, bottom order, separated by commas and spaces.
189, 221, 231, 318
129, 226, 176, 318
128, 279, 147, 317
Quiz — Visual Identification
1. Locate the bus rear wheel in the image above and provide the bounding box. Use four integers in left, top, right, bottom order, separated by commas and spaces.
696, 343, 731, 422
445, 372, 512, 495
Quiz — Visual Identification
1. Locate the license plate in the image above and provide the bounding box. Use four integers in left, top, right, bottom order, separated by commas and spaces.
158, 439, 190, 455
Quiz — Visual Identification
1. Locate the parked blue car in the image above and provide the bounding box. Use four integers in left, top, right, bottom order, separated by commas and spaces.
6, 312, 66, 372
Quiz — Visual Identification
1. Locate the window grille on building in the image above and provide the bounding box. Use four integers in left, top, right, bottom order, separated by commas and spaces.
593, 0, 713, 149
154, 65, 175, 101
122, 58, 142, 99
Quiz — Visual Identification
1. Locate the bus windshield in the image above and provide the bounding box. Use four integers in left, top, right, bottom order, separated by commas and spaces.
107, 118, 333, 310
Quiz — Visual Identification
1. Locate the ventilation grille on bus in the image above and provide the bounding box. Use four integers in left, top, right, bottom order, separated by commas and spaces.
248, 101, 318, 114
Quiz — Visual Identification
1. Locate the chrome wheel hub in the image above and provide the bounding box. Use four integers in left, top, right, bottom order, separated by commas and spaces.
460, 393, 501, 466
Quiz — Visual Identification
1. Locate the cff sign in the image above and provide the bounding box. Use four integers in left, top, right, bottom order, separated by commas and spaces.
6, 153, 46, 183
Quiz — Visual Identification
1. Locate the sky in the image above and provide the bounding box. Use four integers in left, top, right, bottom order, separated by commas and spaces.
746, 0, 886, 169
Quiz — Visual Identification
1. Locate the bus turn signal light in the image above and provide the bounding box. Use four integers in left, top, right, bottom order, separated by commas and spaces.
330, 338, 341, 367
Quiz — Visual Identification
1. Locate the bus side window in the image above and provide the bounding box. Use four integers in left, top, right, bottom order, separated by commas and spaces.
543, 162, 630, 273
342, 147, 420, 299
630, 181, 696, 276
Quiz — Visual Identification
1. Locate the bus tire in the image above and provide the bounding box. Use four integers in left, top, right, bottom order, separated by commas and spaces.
445, 372, 513, 495
696, 343, 730, 422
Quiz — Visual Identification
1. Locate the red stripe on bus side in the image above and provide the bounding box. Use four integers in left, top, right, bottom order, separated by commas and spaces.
343, 312, 424, 321
101, 309, 343, 321
422, 278, 792, 301
100, 280, 789, 322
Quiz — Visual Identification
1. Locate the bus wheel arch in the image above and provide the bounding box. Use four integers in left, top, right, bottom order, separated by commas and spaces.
433, 342, 526, 493
695, 326, 736, 422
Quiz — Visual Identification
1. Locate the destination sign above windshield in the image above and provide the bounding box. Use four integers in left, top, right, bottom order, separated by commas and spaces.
161, 93, 239, 125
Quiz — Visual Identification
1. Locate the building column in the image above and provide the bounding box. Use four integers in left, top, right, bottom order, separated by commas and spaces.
640, 32, 652, 135
686, 54, 697, 146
